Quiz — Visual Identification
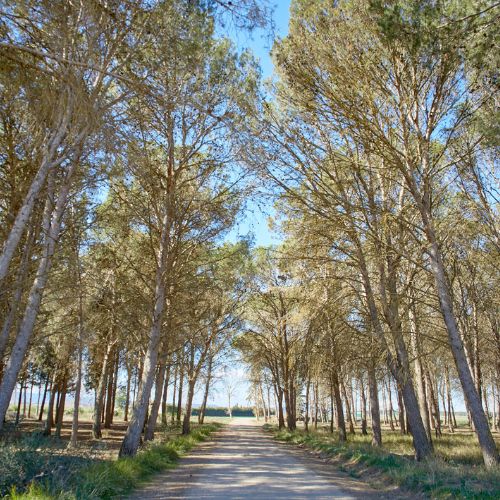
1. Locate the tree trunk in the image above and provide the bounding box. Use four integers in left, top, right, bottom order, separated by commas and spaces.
110, 354, 119, 424
15, 381, 23, 425
341, 379, 355, 434
360, 376, 368, 435
43, 375, 57, 436
162, 364, 171, 425
267, 385, 272, 422
124, 362, 132, 422
451, 399, 457, 428
386, 377, 395, 430
35, 380, 42, 416
409, 305, 432, 441
22, 381, 27, 417
104, 356, 115, 429
182, 380, 196, 435
358, 248, 432, 459
491, 383, 497, 432
176, 361, 184, 423
331, 369, 346, 442
27, 381, 33, 418
119, 201, 172, 457
55, 376, 68, 438
396, 381, 406, 434
171, 364, 178, 424
199, 357, 213, 425
38, 375, 49, 421
421, 210, 499, 466
259, 383, 267, 422
305, 377, 310, 432
368, 359, 382, 446
0, 110, 73, 285
276, 386, 285, 429
132, 364, 139, 410
0, 223, 36, 366
145, 359, 168, 441
445, 367, 454, 432
0, 162, 78, 430
313, 383, 319, 430
382, 384, 388, 424
93, 342, 113, 439
329, 387, 335, 433
69, 339, 83, 448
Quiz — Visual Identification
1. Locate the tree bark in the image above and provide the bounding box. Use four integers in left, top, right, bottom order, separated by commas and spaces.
38, 375, 49, 421
445, 367, 454, 432
171, 363, 178, 424
331, 369, 346, 442
341, 379, 355, 434
386, 377, 395, 430
396, 381, 406, 434
93, 342, 113, 439
124, 362, 132, 422
0, 223, 36, 366
27, 381, 33, 418
419, 205, 499, 466
43, 375, 57, 436
182, 379, 196, 435
426, 370, 442, 437
305, 376, 310, 432
104, 355, 115, 429
358, 256, 430, 458
276, 385, 285, 429
15, 381, 23, 425
368, 358, 382, 446
69, 338, 83, 448
162, 363, 171, 425
145, 359, 168, 441
198, 356, 213, 425
409, 305, 432, 441
110, 353, 119, 424
0, 105, 73, 285
313, 382, 319, 430
176, 360, 184, 423
55, 375, 68, 438
0, 160, 78, 429
360, 375, 368, 435
119, 211, 170, 456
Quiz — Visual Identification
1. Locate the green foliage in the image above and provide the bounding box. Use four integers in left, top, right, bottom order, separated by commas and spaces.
4, 423, 221, 499
270, 427, 500, 499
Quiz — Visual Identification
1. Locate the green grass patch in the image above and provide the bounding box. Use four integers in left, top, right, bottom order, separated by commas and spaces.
4, 423, 221, 499
269, 427, 500, 499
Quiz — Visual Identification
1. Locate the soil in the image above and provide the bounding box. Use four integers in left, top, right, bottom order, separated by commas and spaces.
127, 417, 414, 499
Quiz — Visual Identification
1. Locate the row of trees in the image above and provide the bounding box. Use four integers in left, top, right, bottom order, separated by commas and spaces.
0, 0, 498, 471
0, 0, 269, 456
239, 0, 499, 468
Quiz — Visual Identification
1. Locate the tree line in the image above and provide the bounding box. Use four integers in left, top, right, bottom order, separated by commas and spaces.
0, 0, 498, 471
238, 0, 499, 468
0, 0, 268, 456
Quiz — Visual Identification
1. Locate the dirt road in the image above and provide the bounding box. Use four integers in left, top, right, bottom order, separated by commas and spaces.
128, 418, 402, 499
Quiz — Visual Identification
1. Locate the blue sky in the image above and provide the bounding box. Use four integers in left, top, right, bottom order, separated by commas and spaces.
226, 0, 291, 250
210, 1, 292, 407
249, 1, 292, 78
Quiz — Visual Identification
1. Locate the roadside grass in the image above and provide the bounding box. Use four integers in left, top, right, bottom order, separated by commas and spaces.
266, 425, 500, 499
3, 422, 222, 499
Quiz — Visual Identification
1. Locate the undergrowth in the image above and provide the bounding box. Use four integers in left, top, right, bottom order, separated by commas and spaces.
3, 423, 221, 499
268, 426, 500, 499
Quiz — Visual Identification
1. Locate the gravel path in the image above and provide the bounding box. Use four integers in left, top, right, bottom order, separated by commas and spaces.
127, 418, 403, 499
